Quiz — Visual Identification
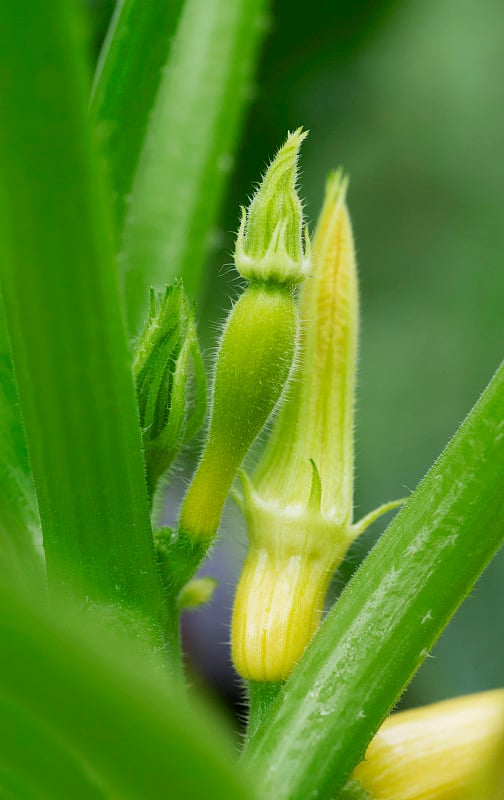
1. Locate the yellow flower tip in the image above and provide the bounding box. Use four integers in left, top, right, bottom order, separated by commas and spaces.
309, 168, 348, 251
353, 690, 504, 800
325, 167, 349, 206
234, 128, 310, 285
328, 166, 349, 195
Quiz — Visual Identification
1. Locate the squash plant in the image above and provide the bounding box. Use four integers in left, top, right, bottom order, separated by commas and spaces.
0, 1, 503, 798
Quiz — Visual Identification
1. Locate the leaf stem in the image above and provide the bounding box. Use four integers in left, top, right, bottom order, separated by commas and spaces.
246, 681, 283, 742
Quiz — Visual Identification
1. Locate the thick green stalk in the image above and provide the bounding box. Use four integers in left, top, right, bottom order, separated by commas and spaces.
0, 0, 163, 632
0, 575, 253, 800
91, 0, 184, 229
121, 0, 268, 330
243, 362, 504, 800
247, 681, 283, 742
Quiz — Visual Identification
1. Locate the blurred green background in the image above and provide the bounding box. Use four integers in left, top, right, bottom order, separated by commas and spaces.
90, 0, 503, 712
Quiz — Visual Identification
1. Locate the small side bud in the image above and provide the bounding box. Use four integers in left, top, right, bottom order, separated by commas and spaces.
134, 282, 207, 496
352, 690, 504, 800
234, 128, 310, 285
178, 576, 217, 610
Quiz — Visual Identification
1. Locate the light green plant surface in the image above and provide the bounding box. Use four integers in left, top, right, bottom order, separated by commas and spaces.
0, 575, 252, 800
0, 301, 42, 590
91, 0, 185, 230
117, 0, 268, 330
0, 0, 503, 798
0, 0, 164, 637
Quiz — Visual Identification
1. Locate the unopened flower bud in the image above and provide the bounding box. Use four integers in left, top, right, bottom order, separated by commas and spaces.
134, 281, 207, 497
177, 131, 309, 552
232, 173, 404, 681
179, 284, 298, 540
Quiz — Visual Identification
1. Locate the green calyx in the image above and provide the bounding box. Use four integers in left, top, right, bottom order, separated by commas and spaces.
134, 281, 207, 497
235, 128, 310, 285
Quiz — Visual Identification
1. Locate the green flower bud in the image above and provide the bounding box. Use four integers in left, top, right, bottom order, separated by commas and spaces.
235, 128, 310, 285
178, 130, 309, 548
179, 284, 298, 539
134, 282, 206, 496
252, 171, 357, 516
232, 173, 405, 681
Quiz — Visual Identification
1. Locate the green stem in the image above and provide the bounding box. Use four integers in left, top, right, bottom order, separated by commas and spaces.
243, 362, 504, 800
247, 682, 283, 742
164, 597, 186, 692
0, 0, 164, 638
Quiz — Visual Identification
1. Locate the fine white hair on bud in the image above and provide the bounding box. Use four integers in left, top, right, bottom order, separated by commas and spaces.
231, 172, 406, 682
179, 284, 298, 541
234, 128, 310, 285
177, 131, 310, 549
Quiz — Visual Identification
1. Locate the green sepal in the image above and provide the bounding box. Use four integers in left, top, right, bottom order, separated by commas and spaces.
234, 128, 310, 285
134, 281, 207, 496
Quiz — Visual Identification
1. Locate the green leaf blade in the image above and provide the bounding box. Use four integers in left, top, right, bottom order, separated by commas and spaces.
243, 362, 504, 800
92, 0, 184, 229
0, 0, 163, 629
121, 0, 269, 330
0, 300, 42, 588
0, 575, 253, 800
